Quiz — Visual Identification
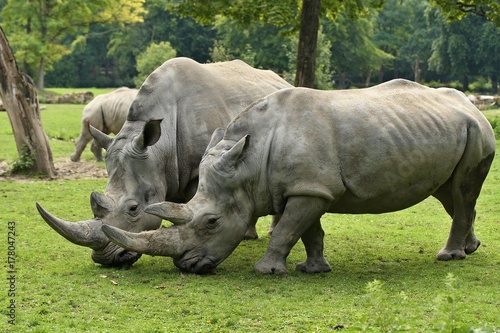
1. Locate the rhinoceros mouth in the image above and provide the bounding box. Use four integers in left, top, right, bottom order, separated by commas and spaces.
91, 242, 142, 268
174, 254, 217, 275
115, 251, 142, 268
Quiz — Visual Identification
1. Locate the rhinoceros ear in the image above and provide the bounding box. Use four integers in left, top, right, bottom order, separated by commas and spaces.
90, 191, 114, 218
133, 119, 162, 151
213, 135, 250, 175
89, 125, 113, 150
204, 128, 225, 155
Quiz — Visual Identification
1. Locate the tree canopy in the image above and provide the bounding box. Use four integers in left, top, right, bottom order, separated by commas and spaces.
168, 0, 384, 87
0, 0, 147, 89
431, 0, 500, 26
1, 0, 499, 93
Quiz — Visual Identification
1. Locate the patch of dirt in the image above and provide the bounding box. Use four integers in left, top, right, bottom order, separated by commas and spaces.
0, 157, 107, 182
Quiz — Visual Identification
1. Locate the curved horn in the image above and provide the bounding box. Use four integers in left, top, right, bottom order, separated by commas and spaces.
144, 202, 192, 225
89, 125, 113, 150
102, 225, 182, 258
90, 191, 114, 218
36, 203, 109, 250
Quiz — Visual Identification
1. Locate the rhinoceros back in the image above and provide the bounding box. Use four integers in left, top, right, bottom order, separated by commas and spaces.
228, 80, 495, 214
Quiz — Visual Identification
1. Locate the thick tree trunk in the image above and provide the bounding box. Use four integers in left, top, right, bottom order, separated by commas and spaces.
0, 27, 56, 178
294, 0, 321, 88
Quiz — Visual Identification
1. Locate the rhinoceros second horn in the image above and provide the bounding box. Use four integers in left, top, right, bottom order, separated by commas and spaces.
36, 202, 109, 250
144, 202, 193, 225
102, 225, 182, 258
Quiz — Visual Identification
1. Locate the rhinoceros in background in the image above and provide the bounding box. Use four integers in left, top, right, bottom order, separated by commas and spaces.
101, 79, 496, 275
37, 57, 292, 267
70, 87, 139, 162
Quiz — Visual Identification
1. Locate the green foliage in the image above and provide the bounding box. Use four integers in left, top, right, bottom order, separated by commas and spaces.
210, 40, 235, 63
1, 0, 147, 87
487, 116, 500, 139
210, 18, 290, 72
134, 41, 177, 87
430, 0, 500, 27
10, 144, 35, 174
324, 11, 393, 88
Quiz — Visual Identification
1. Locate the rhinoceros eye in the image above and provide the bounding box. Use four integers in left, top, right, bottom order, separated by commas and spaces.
127, 202, 140, 217
206, 217, 219, 229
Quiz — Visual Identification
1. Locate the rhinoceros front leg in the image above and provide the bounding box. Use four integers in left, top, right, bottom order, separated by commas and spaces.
254, 196, 330, 275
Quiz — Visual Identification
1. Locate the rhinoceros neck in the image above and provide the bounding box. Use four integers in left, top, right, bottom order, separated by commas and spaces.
225, 100, 282, 217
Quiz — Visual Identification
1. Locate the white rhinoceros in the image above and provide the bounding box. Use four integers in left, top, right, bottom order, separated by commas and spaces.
71, 87, 139, 162
37, 57, 292, 266
101, 79, 496, 275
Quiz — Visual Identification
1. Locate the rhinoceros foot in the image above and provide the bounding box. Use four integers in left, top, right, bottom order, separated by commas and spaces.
436, 248, 466, 261
253, 258, 288, 275
465, 236, 481, 255
295, 257, 332, 273
70, 154, 80, 162
465, 238, 481, 254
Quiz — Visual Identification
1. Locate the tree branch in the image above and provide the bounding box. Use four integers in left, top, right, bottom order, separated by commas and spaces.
455, 2, 488, 17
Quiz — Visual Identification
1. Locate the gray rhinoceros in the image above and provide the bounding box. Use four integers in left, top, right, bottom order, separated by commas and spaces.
101, 79, 496, 275
37, 57, 292, 267
71, 87, 139, 162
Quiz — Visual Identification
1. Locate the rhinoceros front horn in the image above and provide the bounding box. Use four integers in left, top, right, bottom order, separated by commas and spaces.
36, 202, 109, 250
102, 225, 182, 258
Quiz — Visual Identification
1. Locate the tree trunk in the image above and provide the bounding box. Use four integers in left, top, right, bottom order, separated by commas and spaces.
491, 74, 498, 95
0, 26, 56, 178
36, 58, 45, 90
462, 75, 469, 92
413, 55, 421, 83
294, 0, 321, 88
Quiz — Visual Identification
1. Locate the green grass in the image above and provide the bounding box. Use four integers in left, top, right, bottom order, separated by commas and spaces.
1, 107, 500, 332
0, 103, 96, 164
43, 88, 116, 97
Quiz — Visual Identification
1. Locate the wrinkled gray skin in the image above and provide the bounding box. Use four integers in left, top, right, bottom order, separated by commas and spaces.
102, 79, 496, 275
71, 87, 139, 162
37, 57, 291, 266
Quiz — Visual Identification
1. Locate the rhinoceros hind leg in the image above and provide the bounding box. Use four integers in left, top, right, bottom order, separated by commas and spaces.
91, 139, 104, 162
434, 149, 494, 261
244, 216, 259, 240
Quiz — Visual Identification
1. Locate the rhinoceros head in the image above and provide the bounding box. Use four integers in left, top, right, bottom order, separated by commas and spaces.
37, 119, 168, 267
101, 134, 254, 273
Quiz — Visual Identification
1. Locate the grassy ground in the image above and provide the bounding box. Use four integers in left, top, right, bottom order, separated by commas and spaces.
1, 106, 499, 332
43, 87, 116, 98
